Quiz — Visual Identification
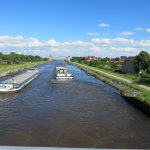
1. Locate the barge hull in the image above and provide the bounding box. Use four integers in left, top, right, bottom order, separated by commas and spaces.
56, 76, 73, 79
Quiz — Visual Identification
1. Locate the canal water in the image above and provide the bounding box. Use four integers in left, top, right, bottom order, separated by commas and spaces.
0, 60, 150, 148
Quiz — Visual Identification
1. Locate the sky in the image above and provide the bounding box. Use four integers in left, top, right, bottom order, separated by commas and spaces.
0, 0, 150, 58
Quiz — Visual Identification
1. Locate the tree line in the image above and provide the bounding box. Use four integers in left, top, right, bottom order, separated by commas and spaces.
0, 52, 48, 65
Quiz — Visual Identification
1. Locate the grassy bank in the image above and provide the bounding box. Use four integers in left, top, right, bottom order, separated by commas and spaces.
72, 58, 150, 87
91, 67, 150, 87
74, 62, 150, 105
0, 61, 48, 75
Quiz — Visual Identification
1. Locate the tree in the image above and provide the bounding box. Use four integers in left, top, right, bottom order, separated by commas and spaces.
115, 57, 120, 61
111, 63, 119, 71
135, 51, 150, 73
101, 57, 110, 62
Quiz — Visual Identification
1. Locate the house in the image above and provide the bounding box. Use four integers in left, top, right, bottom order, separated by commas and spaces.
119, 58, 126, 63
122, 57, 135, 74
85, 56, 101, 61
109, 58, 116, 63
109, 57, 126, 63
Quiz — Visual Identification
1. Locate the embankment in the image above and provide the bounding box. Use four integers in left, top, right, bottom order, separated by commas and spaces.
0, 61, 49, 77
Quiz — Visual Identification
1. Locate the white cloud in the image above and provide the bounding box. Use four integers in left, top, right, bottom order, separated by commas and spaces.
120, 31, 134, 36
112, 37, 134, 45
146, 28, 150, 32
135, 27, 144, 31
135, 40, 150, 47
0, 35, 23, 42
90, 47, 102, 53
47, 39, 59, 47
98, 23, 110, 28
91, 37, 134, 46
0, 35, 24, 48
27, 38, 43, 47
62, 40, 91, 47
0, 35, 150, 57
91, 38, 111, 46
111, 46, 137, 52
87, 32, 100, 36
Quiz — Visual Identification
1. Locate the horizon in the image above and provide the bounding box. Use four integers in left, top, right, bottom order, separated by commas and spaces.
0, 0, 150, 58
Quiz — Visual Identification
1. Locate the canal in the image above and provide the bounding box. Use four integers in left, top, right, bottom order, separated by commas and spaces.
0, 60, 150, 148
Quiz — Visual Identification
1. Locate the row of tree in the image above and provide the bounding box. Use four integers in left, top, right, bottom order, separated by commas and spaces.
0, 52, 47, 65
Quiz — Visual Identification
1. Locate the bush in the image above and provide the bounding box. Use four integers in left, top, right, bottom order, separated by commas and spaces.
111, 62, 119, 71
139, 73, 150, 85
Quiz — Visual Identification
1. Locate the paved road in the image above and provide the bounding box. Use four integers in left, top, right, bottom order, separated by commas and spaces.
77, 63, 150, 91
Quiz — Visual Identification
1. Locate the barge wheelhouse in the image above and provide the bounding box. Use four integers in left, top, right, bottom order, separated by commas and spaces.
55, 67, 73, 79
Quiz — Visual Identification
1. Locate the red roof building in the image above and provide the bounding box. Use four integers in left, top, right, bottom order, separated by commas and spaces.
85, 56, 100, 60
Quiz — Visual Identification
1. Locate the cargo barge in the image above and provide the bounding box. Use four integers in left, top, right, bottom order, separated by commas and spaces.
0, 68, 39, 93
55, 67, 73, 79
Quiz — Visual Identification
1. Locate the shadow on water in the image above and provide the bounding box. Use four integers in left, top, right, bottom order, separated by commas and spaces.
0, 60, 150, 148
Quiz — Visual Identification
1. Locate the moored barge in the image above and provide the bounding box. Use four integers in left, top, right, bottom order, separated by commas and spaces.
0, 68, 39, 93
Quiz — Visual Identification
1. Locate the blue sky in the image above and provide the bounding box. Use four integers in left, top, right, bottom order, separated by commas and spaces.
0, 0, 150, 57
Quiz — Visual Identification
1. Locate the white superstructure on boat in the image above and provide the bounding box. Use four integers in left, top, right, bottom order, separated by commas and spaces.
0, 68, 39, 93
55, 67, 73, 79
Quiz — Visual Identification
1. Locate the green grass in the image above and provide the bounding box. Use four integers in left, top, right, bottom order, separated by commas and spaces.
0, 61, 48, 74
137, 92, 150, 105
93, 66, 139, 81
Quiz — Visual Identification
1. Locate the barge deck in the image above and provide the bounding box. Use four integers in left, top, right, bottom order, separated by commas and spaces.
0, 68, 39, 93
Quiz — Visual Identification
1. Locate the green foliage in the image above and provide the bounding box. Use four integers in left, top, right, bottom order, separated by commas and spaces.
71, 56, 123, 71
101, 57, 109, 62
135, 51, 150, 73
111, 62, 120, 71
139, 73, 150, 85
0, 52, 46, 65
137, 92, 150, 104
71, 57, 85, 64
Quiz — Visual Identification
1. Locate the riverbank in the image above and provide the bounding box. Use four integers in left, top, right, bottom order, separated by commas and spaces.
73, 62, 150, 114
0, 61, 49, 77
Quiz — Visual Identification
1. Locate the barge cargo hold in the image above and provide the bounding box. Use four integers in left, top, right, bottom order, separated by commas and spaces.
55, 67, 73, 79
0, 68, 39, 93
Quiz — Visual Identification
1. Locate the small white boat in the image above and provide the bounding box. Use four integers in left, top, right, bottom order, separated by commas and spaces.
55, 67, 73, 79
0, 68, 39, 93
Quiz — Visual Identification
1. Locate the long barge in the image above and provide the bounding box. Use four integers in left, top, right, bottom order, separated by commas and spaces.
0, 68, 39, 93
